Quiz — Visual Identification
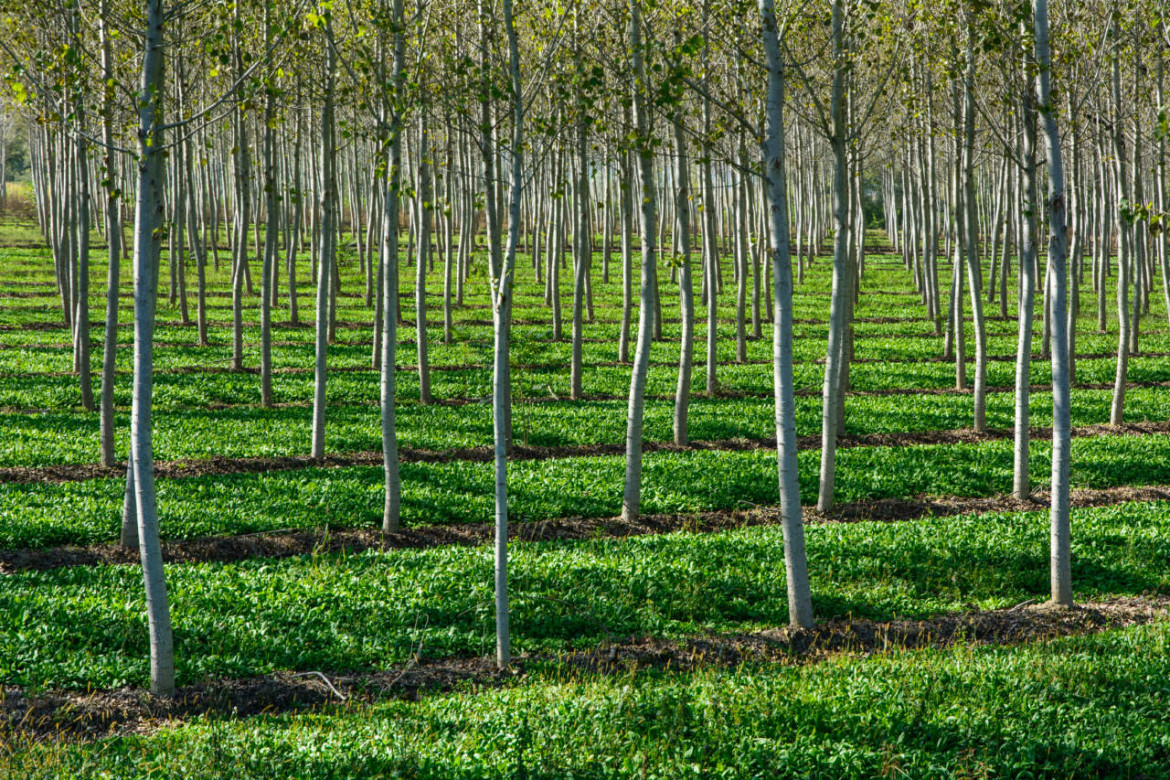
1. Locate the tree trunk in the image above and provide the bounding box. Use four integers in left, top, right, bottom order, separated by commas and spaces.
735, 145, 749, 364
479, 2, 510, 451
962, 21, 987, 433
129, 0, 175, 697
488, 0, 524, 669
671, 103, 694, 445
702, 58, 719, 395
415, 115, 432, 405
622, 0, 658, 524
288, 90, 303, 326
618, 151, 633, 364
1110, 17, 1131, 426
311, 21, 337, 462
570, 61, 589, 400
442, 136, 454, 344
260, 4, 278, 409
98, 0, 120, 468
1013, 42, 1040, 500
817, 0, 849, 513
377, 0, 405, 532
761, 0, 814, 628
71, 3, 94, 414
230, 6, 250, 374
1035, 0, 1072, 607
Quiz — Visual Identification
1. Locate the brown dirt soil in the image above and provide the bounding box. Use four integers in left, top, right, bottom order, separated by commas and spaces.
2, 596, 1165, 742
1, 319, 1138, 345
2, 419, 1168, 489
4, 376, 1170, 418
4, 348, 1163, 381
4, 483, 1170, 573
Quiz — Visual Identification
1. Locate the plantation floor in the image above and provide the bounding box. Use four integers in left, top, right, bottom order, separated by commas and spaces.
5, 227, 1170, 776
4, 596, 1166, 743
2, 417, 1170, 488
5, 481, 1170, 573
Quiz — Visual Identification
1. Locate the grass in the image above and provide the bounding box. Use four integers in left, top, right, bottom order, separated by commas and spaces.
5, 427, 1170, 549
6, 348, 1170, 411
3, 227, 1169, 775
6, 606, 1170, 777
5, 379, 1170, 470
0, 242, 1165, 473
2, 500, 1169, 691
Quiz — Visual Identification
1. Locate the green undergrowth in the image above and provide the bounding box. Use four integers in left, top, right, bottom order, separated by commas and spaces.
3, 349, 1170, 412
3, 379, 1170, 469
2, 428, 1170, 549
1, 500, 1168, 691
0, 326, 995, 374
8, 620, 1170, 778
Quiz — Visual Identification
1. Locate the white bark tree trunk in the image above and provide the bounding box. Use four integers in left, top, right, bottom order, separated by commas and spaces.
1034, 0, 1072, 608
416, 115, 432, 405
98, 0, 120, 469
260, 2, 278, 409
570, 46, 589, 401
230, 3, 250, 374
622, 0, 658, 524
760, 0, 814, 628
1013, 41, 1039, 500
1110, 16, 1132, 426
488, 0, 524, 668
618, 151, 633, 364
70, 2, 93, 414
129, 0, 175, 697
962, 21, 987, 433
672, 105, 694, 445
816, 0, 849, 513
379, 0, 406, 533
311, 19, 337, 462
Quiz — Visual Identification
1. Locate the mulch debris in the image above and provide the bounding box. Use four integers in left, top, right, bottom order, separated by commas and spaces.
5, 482, 1170, 573
2, 596, 1165, 742
4, 349, 1168, 381
3, 418, 1169, 489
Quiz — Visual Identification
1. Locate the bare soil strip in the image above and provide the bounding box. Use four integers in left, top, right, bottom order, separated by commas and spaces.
1, 419, 1167, 489
2, 597, 1164, 742
0, 318, 1113, 347
4, 483, 1170, 574
0, 286, 927, 300
5, 311, 1053, 334
3, 377, 1170, 418
2, 349, 1162, 381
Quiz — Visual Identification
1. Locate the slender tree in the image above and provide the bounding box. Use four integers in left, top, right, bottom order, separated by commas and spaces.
128, 0, 175, 698
1034, 0, 1072, 608
760, 0, 813, 628
621, 0, 658, 524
